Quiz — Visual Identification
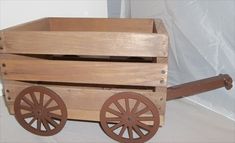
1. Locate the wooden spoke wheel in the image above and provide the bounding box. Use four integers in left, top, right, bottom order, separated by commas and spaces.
100, 92, 160, 143
14, 86, 67, 136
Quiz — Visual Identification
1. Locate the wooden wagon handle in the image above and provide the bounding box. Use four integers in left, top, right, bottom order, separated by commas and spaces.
167, 74, 233, 101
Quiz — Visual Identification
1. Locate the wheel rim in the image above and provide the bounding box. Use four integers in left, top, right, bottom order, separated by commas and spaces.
14, 86, 67, 136
100, 92, 160, 143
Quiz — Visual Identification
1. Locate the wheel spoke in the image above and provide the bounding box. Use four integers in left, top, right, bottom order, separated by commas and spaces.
44, 98, 53, 108
132, 125, 144, 137
131, 100, 140, 113
106, 108, 122, 117
125, 98, 130, 113
136, 121, 151, 131
30, 92, 38, 105
42, 118, 51, 131
39, 92, 44, 107
20, 105, 33, 111
128, 126, 133, 139
45, 117, 59, 128
28, 117, 36, 125
22, 96, 34, 107
22, 112, 34, 119
105, 117, 122, 122
48, 113, 62, 120
119, 124, 127, 136
137, 116, 154, 121
37, 119, 41, 130
46, 106, 60, 112
110, 122, 124, 131
113, 100, 125, 113
135, 107, 149, 117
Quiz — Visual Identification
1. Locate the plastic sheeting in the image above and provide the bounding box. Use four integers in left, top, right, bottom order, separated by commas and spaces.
122, 0, 235, 120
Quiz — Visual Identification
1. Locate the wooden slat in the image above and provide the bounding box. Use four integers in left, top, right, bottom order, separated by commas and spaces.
157, 57, 168, 64
3, 80, 166, 125
154, 19, 168, 35
49, 18, 154, 33
1, 31, 168, 57
0, 54, 48, 60
1, 59, 167, 86
1, 18, 50, 31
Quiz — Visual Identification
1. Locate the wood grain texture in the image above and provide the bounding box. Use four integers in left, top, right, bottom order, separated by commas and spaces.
49, 18, 154, 33
157, 57, 168, 64
0, 54, 47, 60
1, 31, 168, 57
1, 59, 167, 86
154, 19, 168, 35
3, 80, 166, 125
1, 18, 50, 31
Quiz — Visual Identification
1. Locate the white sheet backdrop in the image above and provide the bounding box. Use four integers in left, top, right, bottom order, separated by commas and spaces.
122, 0, 235, 120
0, 0, 234, 121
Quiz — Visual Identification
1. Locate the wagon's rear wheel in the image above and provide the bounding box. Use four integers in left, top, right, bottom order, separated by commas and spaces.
14, 86, 67, 136
100, 92, 160, 143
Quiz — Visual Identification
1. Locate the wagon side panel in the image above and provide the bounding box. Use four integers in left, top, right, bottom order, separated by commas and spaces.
3, 80, 166, 126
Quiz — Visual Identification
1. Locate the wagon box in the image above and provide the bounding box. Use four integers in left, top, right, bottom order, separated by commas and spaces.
0, 18, 232, 143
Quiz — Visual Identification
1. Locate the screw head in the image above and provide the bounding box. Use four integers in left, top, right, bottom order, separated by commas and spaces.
160, 79, 165, 84
7, 96, 11, 100
161, 70, 166, 74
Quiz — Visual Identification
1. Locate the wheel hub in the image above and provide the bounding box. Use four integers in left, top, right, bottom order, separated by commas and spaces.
123, 114, 135, 125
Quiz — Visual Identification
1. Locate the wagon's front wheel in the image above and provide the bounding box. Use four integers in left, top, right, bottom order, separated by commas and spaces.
100, 92, 160, 143
14, 86, 67, 136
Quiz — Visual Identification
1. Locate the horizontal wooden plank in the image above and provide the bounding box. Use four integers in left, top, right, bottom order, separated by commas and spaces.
1, 18, 49, 31
49, 18, 154, 33
3, 80, 166, 125
1, 31, 168, 57
1, 59, 167, 87
0, 54, 49, 60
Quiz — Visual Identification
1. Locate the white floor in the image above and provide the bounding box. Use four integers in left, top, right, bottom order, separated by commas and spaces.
0, 97, 235, 143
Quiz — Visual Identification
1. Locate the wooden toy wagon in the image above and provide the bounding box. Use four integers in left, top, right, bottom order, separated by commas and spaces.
0, 18, 233, 143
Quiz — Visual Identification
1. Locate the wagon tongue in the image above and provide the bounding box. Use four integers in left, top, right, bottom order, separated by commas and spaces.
167, 74, 233, 101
